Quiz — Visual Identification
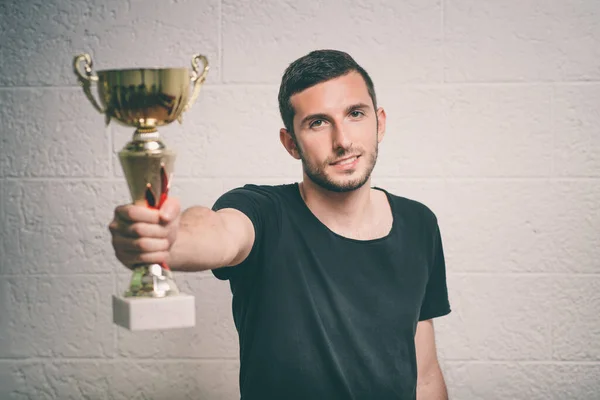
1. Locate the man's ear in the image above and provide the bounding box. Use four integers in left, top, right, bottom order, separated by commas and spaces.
376, 107, 387, 143
280, 128, 301, 160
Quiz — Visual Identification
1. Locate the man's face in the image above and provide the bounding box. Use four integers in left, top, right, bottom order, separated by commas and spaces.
288, 72, 385, 193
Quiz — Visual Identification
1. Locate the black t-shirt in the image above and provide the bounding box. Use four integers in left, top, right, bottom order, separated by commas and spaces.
211, 183, 451, 400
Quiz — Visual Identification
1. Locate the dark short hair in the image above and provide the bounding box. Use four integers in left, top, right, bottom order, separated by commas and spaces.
278, 49, 377, 134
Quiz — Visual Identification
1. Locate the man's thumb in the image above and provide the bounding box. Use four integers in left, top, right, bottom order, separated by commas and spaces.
159, 197, 181, 224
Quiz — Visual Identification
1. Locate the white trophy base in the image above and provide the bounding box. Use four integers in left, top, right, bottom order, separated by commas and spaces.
112, 293, 196, 331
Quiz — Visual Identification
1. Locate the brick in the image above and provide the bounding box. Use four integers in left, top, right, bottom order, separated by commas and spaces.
436, 275, 553, 361
534, 363, 600, 399
374, 87, 447, 178
445, 362, 600, 400
378, 180, 559, 273
551, 277, 600, 360
443, 86, 553, 177
222, 0, 443, 84
0, 275, 114, 357
170, 178, 229, 211
117, 274, 239, 358
0, 362, 53, 399
0, 360, 240, 400
444, 0, 600, 82
548, 181, 600, 273
2, 180, 117, 275
0, 361, 119, 399
445, 362, 548, 400
109, 360, 240, 400
0, 180, 4, 274
114, 86, 299, 179
553, 85, 600, 177
0, 88, 109, 178
0, 0, 219, 86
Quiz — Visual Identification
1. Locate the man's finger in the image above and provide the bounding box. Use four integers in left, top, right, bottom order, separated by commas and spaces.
112, 235, 170, 253
109, 221, 170, 239
126, 222, 170, 239
115, 204, 161, 224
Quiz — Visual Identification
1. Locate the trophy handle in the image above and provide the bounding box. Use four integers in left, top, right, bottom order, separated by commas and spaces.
181, 54, 210, 118
73, 53, 105, 114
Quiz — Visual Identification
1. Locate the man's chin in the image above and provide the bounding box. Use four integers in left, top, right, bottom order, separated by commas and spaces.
308, 173, 370, 193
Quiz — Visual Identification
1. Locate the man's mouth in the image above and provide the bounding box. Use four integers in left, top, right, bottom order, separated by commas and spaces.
331, 155, 360, 166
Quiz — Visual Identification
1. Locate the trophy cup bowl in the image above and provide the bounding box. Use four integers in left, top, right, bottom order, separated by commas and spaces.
73, 53, 209, 330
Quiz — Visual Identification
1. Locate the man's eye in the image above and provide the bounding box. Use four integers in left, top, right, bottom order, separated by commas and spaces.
310, 119, 324, 128
350, 110, 364, 118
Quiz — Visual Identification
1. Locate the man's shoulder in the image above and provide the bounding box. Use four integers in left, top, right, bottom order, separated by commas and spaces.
378, 188, 438, 225
215, 183, 295, 206
238, 183, 295, 193
222, 183, 295, 200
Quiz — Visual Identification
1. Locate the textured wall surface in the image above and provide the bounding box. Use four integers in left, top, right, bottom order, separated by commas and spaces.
1, 0, 599, 398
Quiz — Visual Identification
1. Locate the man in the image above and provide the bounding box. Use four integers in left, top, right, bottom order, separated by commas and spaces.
110, 50, 451, 399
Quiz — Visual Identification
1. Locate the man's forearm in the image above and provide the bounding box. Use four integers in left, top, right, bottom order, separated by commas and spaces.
168, 206, 234, 272
417, 363, 448, 400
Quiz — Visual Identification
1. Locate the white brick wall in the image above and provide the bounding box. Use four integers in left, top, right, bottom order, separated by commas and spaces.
1, 0, 599, 398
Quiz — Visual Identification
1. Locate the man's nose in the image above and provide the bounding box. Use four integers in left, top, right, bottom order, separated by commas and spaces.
331, 124, 352, 151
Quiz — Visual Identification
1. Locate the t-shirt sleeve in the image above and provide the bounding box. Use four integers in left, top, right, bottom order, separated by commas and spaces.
418, 221, 451, 321
210, 185, 276, 281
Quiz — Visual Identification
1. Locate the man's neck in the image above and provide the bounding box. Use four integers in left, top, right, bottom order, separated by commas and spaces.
299, 176, 374, 232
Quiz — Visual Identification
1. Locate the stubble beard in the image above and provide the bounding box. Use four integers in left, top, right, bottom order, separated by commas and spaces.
297, 138, 379, 193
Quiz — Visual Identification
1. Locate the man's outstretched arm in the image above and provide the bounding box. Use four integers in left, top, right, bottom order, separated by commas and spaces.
109, 197, 255, 273
415, 319, 448, 400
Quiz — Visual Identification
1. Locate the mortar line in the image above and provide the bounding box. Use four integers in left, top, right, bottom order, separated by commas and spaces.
1, 358, 596, 365
444, 360, 600, 366
3, 177, 120, 182
0, 357, 239, 363
3, 176, 600, 183
0, 82, 228, 91
112, 259, 118, 360
549, 84, 557, 363
0, 272, 114, 278
1, 177, 225, 183
449, 272, 600, 278
373, 176, 600, 182
218, 0, 223, 83
2, 81, 600, 91
441, 0, 446, 84
0, 271, 219, 278
550, 84, 556, 178
0, 356, 239, 364
108, 122, 114, 179
2, 272, 597, 279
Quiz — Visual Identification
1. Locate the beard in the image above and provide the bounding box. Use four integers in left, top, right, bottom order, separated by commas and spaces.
296, 137, 379, 193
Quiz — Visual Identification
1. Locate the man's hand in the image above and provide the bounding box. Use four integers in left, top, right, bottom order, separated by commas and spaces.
108, 198, 181, 269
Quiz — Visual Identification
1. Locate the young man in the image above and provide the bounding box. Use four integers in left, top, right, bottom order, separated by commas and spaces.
110, 50, 451, 400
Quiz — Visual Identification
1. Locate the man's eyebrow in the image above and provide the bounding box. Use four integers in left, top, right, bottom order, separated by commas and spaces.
299, 103, 372, 127
345, 103, 371, 114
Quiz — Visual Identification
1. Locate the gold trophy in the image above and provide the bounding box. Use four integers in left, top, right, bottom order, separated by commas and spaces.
73, 53, 209, 330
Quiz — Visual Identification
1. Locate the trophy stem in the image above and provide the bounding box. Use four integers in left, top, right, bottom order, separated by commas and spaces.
119, 127, 178, 298
132, 128, 159, 142
126, 264, 179, 298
